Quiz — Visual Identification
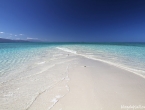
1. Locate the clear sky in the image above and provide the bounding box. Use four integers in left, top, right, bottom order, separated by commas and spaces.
0, 0, 145, 42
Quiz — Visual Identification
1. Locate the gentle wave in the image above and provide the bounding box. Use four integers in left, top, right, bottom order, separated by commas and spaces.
37, 61, 46, 65
56, 47, 77, 54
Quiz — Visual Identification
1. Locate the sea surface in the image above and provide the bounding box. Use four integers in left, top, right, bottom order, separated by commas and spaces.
0, 42, 145, 109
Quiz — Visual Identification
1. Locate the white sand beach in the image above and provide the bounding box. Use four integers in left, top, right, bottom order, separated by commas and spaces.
27, 54, 145, 110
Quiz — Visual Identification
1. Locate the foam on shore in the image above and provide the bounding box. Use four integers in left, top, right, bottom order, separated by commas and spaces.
56, 47, 77, 54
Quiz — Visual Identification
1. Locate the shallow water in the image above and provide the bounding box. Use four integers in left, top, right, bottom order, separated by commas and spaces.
58, 43, 145, 77
0, 43, 72, 110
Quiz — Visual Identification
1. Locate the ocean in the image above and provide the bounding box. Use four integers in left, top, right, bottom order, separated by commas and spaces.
0, 42, 145, 110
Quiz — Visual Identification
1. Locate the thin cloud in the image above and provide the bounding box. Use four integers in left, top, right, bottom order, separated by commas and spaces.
27, 37, 38, 40
16, 38, 20, 40
8, 36, 12, 38
0, 32, 4, 34
15, 35, 17, 36
19, 34, 24, 35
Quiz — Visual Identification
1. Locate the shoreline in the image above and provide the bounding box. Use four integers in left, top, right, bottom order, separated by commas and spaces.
57, 47, 145, 79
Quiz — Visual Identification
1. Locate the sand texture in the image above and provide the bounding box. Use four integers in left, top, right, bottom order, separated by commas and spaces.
28, 56, 145, 110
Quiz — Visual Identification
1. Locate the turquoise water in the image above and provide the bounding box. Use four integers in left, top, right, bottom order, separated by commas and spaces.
0, 43, 54, 77
0, 43, 73, 110
0, 43, 70, 85
0, 43, 145, 79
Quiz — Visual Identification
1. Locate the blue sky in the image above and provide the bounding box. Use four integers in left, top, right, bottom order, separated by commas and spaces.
0, 0, 145, 42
